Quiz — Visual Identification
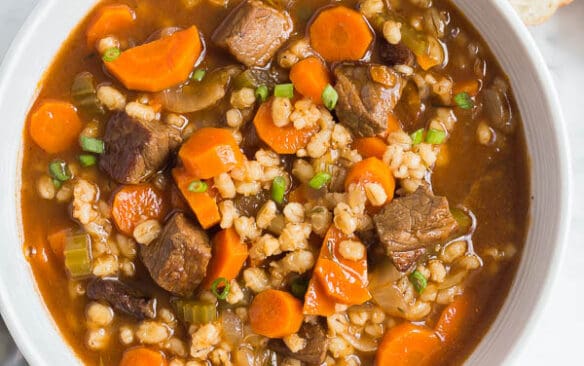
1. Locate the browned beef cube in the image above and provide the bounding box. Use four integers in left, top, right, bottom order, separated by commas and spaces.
374, 189, 458, 254
87, 278, 156, 320
334, 64, 405, 137
390, 248, 426, 272
100, 112, 181, 184
212, 0, 292, 67
141, 213, 211, 296
268, 322, 328, 365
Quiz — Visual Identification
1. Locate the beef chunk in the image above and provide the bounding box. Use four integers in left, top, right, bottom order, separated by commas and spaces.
212, 0, 292, 67
390, 248, 426, 272
334, 64, 405, 137
269, 322, 327, 365
379, 42, 414, 66
100, 112, 181, 184
86, 278, 156, 320
141, 213, 211, 296
374, 188, 458, 253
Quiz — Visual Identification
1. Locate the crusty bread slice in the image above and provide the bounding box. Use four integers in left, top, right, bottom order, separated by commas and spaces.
509, 0, 573, 25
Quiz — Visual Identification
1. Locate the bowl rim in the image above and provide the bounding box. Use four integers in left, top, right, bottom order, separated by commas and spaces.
0, 0, 571, 365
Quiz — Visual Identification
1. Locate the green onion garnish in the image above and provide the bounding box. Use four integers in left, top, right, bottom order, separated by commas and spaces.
409, 270, 427, 294
410, 128, 424, 145
211, 277, 231, 300
192, 69, 206, 82
271, 176, 287, 204
322, 84, 338, 111
49, 160, 71, 182
80, 136, 105, 154
188, 181, 208, 193
454, 92, 474, 110
308, 172, 332, 190
291, 277, 309, 299
274, 83, 294, 98
52, 179, 63, 189
425, 129, 447, 144
79, 154, 98, 167
102, 47, 121, 62
255, 85, 269, 102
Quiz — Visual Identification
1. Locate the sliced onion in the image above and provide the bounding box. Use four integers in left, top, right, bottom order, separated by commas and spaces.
340, 326, 379, 353
220, 310, 243, 344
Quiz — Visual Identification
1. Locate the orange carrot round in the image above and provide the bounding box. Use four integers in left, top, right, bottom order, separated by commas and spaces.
345, 157, 395, 204
29, 100, 82, 154
309, 6, 373, 62
86, 4, 135, 47
178, 127, 244, 179
105, 26, 203, 92
249, 289, 304, 338
375, 323, 441, 366
289, 57, 330, 105
202, 228, 249, 288
354, 137, 387, 159
120, 347, 167, 366
303, 276, 337, 316
253, 99, 318, 154
435, 292, 478, 344
111, 185, 167, 235
172, 168, 220, 229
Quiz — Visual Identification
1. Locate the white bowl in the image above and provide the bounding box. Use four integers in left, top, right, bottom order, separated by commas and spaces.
0, 0, 571, 365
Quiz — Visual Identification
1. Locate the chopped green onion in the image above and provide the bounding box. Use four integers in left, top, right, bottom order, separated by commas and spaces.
52, 179, 62, 189
188, 181, 208, 193
274, 83, 294, 98
64, 232, 92, 279
211, 277, 231, 300
425, 129, 447, 144
409, 270, 427, 294
322, 84, 338, 111
174, 300, 217, 324
192, 69, 206, 82
79, 154, 97, 167
271, 176, 287, 204
80, 136, 105, 154
291, 277, 309, 299
454, 92, 474, 110
308, 172, 332, 190
102, 47, 121, 62
410, 128, 424, 145
255, 85, 269, 102
49, 160, 71, 182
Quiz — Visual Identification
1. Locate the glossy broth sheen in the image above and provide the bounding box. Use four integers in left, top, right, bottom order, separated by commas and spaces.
21, 0, 529, 365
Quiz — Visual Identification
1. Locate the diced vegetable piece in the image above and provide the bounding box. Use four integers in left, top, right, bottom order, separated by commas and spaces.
179, 127, 244, 179
345, 157, 395, 205
86, 4, 135, 47
303, 275, 337, 316
255, 85, 269, 102
102, 47, 121, 62
188, 181, 208, 193
454, 92, 474, 110
435, 292, 478, 344
64, 232, 92, 279
29, 100, 83, 154
375, 322, 441, 366
49, 160, 72, 182
453, 79, 480, 97
274, 83, 294, 98
47, 228, 70, 259
174, 300, 217, 325
308, 172, 332, 190
450, 208, 472, 233
211, 277, 231, 300
172, 168, 220, 229
249, 289, 303, 338
192, 68, 206, 82
354, 137, 387, 159
290, 277, 309, 299
120, 347, 167, 366
105, 26, 203, 92
309, 6, 373, 62
271, 176, 287, 204
253, 99, 318, 154
321, 84, 338, 111
111, 184, 167, 235
71, 72, 104, 115
409, 270, 427, 293
80, 136, 105, 154
410, 128, 424, 145
289, 57, 331, 105
79, 154, 98, 167
425, 129, 446, 144
202, 228, 249, 289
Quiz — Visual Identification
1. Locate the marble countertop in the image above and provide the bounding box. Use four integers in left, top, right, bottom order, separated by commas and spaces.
0, 1, 582, 365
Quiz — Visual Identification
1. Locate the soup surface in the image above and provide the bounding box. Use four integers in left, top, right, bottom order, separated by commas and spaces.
20, 0, 529, 365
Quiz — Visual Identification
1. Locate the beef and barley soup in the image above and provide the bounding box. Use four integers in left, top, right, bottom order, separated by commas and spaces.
20, 0, 530, 365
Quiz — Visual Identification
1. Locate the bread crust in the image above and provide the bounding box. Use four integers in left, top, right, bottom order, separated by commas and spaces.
510, 0, 573, 25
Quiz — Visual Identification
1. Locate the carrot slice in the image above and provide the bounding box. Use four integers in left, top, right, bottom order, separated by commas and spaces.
345, 157, 395, 204
201, 228, 249, 288
105, 26, 203, 92
47, 229, 69, 259
249, 289, 304, 338
435, 292, 478, 344
29, 100, 82, 154
111, 185, 167, 235
453, 79, 480, 97
86, 4, 135, 47
289, 57, 331, 105
375, 322, 441, 366
253, 99, 318, 154
303, 276, 337, 316
354, 137, 387, 159
120, 347, 167, 366
416, 53, 440, 71
178, 127, 244, 179
172, 168, 220, 229
309, 6, 373, 62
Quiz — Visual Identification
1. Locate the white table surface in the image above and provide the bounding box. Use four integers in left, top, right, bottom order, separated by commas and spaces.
0, 1, 582, 365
